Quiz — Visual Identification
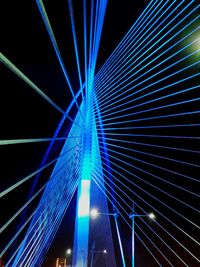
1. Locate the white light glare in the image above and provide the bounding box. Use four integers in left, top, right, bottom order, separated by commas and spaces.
66, 248, 72, 255
90, 208, 99, 219
148, 212, 156, 220
103, 249, 107, 254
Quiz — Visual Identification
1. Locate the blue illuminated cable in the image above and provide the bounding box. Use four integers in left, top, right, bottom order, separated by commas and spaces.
102, 136, 200, 156
106, 155, 189, 264
100, 152, 200, 221
36, 85, 84, 193
95, 63, 200, 122
96, 82, 200, 123
92, 175, 181, 266
0, 201, 42, 258
13, 166, 78, 256
98, 147, 200, 211
94, 0, 178, 91
97, 146, 200, 243
95, 154, 200, 220
94, 7, 197, 101
93, 18, 199, 105
95, 41, 200, 113
35, 0, 86, 125
7, 135, 80, 246
97, 123, 200, 131
93, 0, 158, 82
92, 176, 165, 267
93, 163, 200, 261
94, 1, 197, 98
97, 123, 200, 169
97, 140, 200, 189
16, 185, 74, 267
24, 176, 79, 267
94, 22, 199, 108
134, 221, 174, 267
0, 144, 77, 198
89, 0, 94, 81
95, 84, 200, 125
27, 147, 81, 266
0, 52, 66, 116
92, 0, 107, 72
38, 179, 79, 266
21, 229, 44, 267
5, 210, 48, 266
91, 176, 172, 266
93, 0, 163, 84
97, 108, 200, 128
92, 175, 130, 225
95, 46, 199, 117
0, 153, 78, 235
31, 167, 80, 267
93, 0, 191, 93
102, 132, 200, 140
12, 170, 79, 267
92, 0, 100, 63
98, 149, 200, 222
92, 174, 165, 266
0, 186, 45, 234
114, 214, 126, 267
93, 173, 192, 266
83, 0, 88, 110
92, 168, 131, 212
0, 136, 81, 146
134, 231, 162, 267
133, 205, 188, 266
87, 0, 98, 99
12, 173, 79, 266
68, 0, 84, 101
88, 0, 107, 98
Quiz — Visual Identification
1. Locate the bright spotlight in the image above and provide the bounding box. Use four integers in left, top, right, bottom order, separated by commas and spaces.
148, 212, 156, 220
103, 249, 107, 254
90, 208, 99, 219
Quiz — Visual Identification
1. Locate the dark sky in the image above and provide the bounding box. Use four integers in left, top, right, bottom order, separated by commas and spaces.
0, 1, 200, 267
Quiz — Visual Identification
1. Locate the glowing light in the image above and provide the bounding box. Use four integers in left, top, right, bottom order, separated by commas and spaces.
90, 208, 99, 219
103, 249, 107, 254
66, 248, 72, 255
148, 212, 156, 220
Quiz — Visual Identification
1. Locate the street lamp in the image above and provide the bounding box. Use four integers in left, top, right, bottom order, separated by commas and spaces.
90, 208, 99, 219
66, 248, 72, 267
90, 249, 107, 267
90, 208, 118, 219
129, 208, 156, 267
90, 208, 125, 267
148, 212, 156, 220
129, 212, 156, 220
66, 248, 72, 255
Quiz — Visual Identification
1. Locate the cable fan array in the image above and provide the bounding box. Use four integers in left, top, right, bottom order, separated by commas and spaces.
0, 0, 199, 266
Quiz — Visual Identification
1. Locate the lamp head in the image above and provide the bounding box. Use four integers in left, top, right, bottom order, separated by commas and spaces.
148, 212, 156, 220
66, 248, 72, 255
90, 208, 99, 219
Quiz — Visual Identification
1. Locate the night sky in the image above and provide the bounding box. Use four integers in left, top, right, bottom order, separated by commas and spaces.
0, 1, 200, 267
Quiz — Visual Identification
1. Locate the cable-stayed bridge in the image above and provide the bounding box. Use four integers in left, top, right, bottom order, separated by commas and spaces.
0, 0, 200, 266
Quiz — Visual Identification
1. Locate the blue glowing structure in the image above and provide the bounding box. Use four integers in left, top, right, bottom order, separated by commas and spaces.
1, 1, 200, 266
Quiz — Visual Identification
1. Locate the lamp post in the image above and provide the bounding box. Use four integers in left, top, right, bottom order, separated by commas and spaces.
90, 249, 107, 267
90, 208, 126, 267
66, 248, 72, 267
129, 206, 156, 267
90, 208, 118, 219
